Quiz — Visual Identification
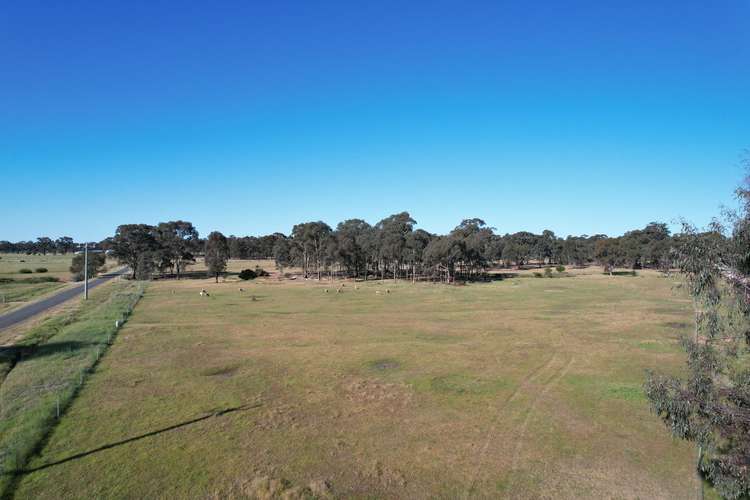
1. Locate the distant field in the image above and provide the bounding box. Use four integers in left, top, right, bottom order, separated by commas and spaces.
185, 258, 289, 276
0, 254, 74, 313
0, 253, 123, 314
0, 253, 74, 282
15, 270, 700, 498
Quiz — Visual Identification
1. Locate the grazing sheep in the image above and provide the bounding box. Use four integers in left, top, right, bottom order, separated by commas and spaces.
375, 290, 381, 295
239, 288, 244, 293
324, 289, 329, 293
386, 289, 391, 294
336, 288, 342, 293
200, 289, 209, 297
251, 295, 257, 301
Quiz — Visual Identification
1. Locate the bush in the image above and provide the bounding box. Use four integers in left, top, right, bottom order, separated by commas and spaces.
544, 267, 553, 278
238, 269, 257, 280
35, 267, 48, 273
254, 266, 270, 277
19, 268, 32, 274
556, 265, 566, 273
533, 272, 543, 278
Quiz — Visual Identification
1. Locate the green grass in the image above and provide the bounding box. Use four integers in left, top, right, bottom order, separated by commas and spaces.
13, 271, 700, 498
0, 254, 74, 282
0, 280, 145, 497
0, 281, 66, 314
0, 254, 75, 313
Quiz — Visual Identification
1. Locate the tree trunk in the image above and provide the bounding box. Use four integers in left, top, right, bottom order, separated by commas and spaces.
215, 273, 219, 283
696, 445, 704, 500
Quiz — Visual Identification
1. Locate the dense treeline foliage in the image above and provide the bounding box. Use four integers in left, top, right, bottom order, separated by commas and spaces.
0, 236, 78, 254
96, 216, 679, 282
645, 176, 750, 499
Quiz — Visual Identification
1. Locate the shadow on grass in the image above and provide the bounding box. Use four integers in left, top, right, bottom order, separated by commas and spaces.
487, 272, 519, 281
12, 402, 263, 476
0, 341, 106, 366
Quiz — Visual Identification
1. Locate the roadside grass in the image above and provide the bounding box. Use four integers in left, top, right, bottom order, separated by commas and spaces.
14, 271, 700, 498
0, 281, 66, 315
0, 280, 145, 497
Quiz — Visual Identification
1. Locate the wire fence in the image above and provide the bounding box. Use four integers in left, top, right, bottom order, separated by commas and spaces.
0, 281, 145, 491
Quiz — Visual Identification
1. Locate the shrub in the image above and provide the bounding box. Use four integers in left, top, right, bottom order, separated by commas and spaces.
556, 265, 566, 273
544, 267, 553, 278
238, 269, 257, 280
254, 266, 270, 277
35, 267, 48, 273
533, 272, 543, 278
19, 268, 32, 274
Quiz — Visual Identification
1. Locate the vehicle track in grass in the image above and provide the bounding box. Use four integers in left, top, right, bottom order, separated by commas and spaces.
463, 351, 563, 499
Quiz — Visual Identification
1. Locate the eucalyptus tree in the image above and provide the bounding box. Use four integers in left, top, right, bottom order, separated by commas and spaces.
156, 220, 199, 279
359, 225, 381, 281
423, 235, 462, 282
70, 252, 106, 281
502, 231, 536, 267
55, 236, 76, 254
562, 235, 593, 267
594, 237, 624, 274
272, 237, 292, 276
376, 212, 416, 281
204, 231, 230, 282
449, 219, 495, 279
110, 224, 160, 279
228, 236, 247, 259
534, 229, 557, 266
36, 237, 54, 255
646, 222, 749, 498
291, 222, 332, 279
336, 219, 371, 278
405, 229, 432, 282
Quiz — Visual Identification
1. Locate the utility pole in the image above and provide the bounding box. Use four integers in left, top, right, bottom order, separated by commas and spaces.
83, 243, 89, 300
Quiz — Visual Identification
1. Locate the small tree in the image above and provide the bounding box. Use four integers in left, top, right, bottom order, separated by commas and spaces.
273, 238, 292, 276
205, 231, 229, 283
70, 253, 106, 281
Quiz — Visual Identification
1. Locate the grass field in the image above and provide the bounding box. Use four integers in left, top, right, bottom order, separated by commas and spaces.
0, 253, 74, 282
13, 269, 699, 499
0, 254, 74, 314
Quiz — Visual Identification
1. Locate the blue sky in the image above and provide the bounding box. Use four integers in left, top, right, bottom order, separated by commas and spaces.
1, 1, 748, 241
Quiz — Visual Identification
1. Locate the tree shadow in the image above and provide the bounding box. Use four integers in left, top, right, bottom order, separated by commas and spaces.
0, 341, 106, 366
487, 272, 519, 281
11, 402, 262, 476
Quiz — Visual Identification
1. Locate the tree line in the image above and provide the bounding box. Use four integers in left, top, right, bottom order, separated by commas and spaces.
0, 236, 79, 255
85, 215, 682, 282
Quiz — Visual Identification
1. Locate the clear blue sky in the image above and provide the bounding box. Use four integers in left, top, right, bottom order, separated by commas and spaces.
2, 1, 748, 241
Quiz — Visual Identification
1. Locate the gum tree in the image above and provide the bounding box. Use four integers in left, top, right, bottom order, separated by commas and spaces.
645, 173, 750, 499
